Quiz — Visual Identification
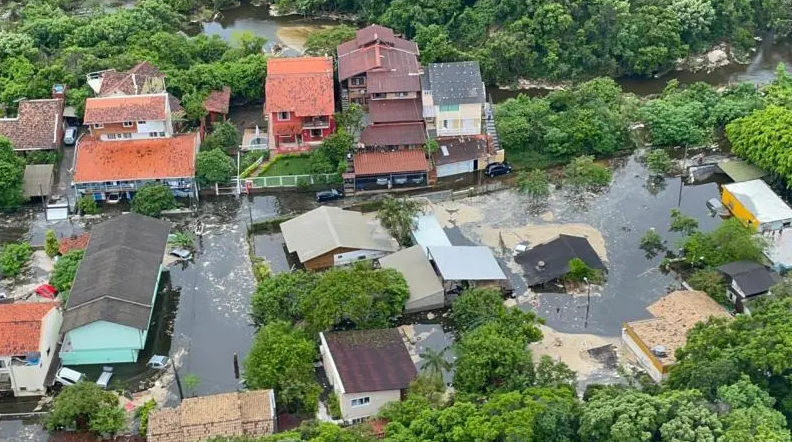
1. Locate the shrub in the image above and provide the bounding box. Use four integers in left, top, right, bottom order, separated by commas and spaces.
45, 229, 59, 257
251, 256, 271, 282
327, 392, 342, 420
0, 242, 32, 277
131, 185, 177, 218
136, 399, 157, 436
566, 257, 600, 283
564, 156, 612, 191
50, 250, 84, 293
77, 195, 100, 215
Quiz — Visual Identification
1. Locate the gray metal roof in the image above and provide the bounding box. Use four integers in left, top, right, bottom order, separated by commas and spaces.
428, 246, 506, 281
718, 159, 767, 183
723, 180, 792, 224
62, 213, 170, 332
411, 213, 451, 255
281, 206, 397, 262
23, 164, 53, 197
427, 62, 485, 106
380, 246, 444, 305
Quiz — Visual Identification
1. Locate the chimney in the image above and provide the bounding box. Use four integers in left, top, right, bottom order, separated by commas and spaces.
52, 84, 67, 100
535, 261, 546, 272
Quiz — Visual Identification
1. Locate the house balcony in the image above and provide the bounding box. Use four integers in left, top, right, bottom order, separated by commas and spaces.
302, 118, 331, 129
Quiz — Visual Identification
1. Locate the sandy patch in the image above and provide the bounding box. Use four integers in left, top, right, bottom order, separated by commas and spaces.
430, 201, 484, 227
476, 223, 608, 262
530, 325, 620, 377
275, 25, 334, 54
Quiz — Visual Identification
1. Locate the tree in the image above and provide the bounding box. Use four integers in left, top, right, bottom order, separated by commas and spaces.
640, 228, 666, 258
419, 347, 451, 380
244, 321, 320, 413
196, 149, 235, 186
46, 382, 125, 434
770, 278, 792, 298
645, 149, 673, 176
182, 374, 201, 397
316, 130, 354, 166
566, 258, 599, 283
45, 229, 59, 257
201, 121, 240, 152
670, 208, 699, 235
451, 287, 507, 334
726, 105, 792, 182
688, 269, 728, 304
0, 135, 25, 211
376, 196, 425, 246
564, 156, 612, 191
304, 25, 356, 57
680, 218, 765, 267
231, 30, 266, 56
250, 270, 317, 327
50, 250, 84, 294
0, 242, 32, 277
77, 196, 100, 215
517, 169, 551, 202
131, 184, 176, 218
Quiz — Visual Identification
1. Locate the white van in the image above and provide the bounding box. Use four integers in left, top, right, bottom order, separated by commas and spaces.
96, 368, 113, 390
54, 367, 86, 386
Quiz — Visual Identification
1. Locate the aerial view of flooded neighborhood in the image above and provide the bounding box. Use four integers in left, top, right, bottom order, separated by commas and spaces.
2, 0, 792, 441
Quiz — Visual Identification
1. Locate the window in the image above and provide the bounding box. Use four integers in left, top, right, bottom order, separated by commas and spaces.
158, 131, 165, 137
350, 397, 370, 407
149, 132, 159, 138
0, 360, 5, 368
46, 347, 50, 356
137, 120, 146, 125
372, 93, 386, 99
278, 112, 290, 121
439, 104, 460, 112
351, 77, 365, 86
121, 133, 132, 139
395, 92, 409, 98
122, 121, 133, 127
310, 129, 322, 138
350, 417, 369, 424
106, 134, 117, 140
93, 123, 104, 129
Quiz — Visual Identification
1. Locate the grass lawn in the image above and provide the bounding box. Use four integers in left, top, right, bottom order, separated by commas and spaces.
260, 155, 313, 177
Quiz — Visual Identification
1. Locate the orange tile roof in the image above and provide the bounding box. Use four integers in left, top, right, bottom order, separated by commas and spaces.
203, 86, 231, 114
59, 233, 90, 255
265, 57, 334, 117
83, 94, 168, 124
0, 302, 58, 356
74, 134, 197, 183
354, 150, 428, 175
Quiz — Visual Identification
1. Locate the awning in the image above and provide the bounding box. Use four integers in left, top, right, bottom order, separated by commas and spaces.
23, 164, 54, 197
718, 159, 767, 183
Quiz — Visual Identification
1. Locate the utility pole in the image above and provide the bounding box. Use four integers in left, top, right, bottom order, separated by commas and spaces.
233, 353, 240, 379
172, 363, 184, 401
583, 277, 591, 328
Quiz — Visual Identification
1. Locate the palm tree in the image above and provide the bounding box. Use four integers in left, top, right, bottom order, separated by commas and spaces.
376, 196, 425, 246
419, 347, 452, 380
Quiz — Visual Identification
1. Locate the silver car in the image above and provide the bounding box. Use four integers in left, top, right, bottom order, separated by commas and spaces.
63, 127, 77, 145
706, 198, 729, 217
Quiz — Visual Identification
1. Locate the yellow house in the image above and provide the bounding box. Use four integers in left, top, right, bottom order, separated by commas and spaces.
721, 180, 792, 232
423, 62, 485, 137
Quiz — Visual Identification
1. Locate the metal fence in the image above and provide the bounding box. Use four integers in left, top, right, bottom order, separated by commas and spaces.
244, 173, 339, 189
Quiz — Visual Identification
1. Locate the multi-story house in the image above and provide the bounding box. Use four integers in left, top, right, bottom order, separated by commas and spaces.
423, 62, 486, 137
0, 85, 66, 155
0, 302, 62, 397
74, 93, 198, 201
265, 57, 335, 154
87, 61, 167, 97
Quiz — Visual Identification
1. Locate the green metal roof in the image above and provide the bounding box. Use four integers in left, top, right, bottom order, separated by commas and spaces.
718, 159, 767, 183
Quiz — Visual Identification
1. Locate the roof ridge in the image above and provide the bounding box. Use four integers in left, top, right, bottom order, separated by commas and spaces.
323, 206, 342, 249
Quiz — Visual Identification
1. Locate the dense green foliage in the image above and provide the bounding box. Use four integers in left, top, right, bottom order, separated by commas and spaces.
250, 264, 409, 336
680, 217, 765, 268
136, 399, 157, 437
564, 156, 613, 191
196, 148, 236, 186
50, 249, 84, 293
0, 136, 25, 211
77, 196, 100, 215
244, 321, 320, 413
131, 184, 177, 217
44, 229, 59, 257
644, 149, 673, 176
201, 121, 240, 152
46, 382, 126, 434
669, 208, 699, 235
304, 25, 356, 57
376, 196, 425, 246
727, 104, 792, 181
516, 169, 552, 203
0, 241, 32, 277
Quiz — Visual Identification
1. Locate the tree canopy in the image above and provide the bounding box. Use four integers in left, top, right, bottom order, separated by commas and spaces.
0, 135, 25, 211
46, 382, 126, 434
131, 184, 177, 218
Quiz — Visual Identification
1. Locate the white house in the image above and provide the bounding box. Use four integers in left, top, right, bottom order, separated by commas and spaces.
82, 93, 174, 141
320, 328, 416, 424
423, 62, 486, 138
0, 302, 62, 397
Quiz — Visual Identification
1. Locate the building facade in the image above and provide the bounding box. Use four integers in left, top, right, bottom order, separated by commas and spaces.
423, 62, 486, 138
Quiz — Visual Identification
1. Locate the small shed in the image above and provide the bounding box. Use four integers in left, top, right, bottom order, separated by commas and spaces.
721, 180, 792, 232
719, 261, 781, 313
23, 164, 54, 198
380, 246, 444, 313
427, 246, 506, 287
433, 136, 492, 178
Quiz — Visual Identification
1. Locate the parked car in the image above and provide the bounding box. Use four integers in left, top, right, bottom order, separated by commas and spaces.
147, 355, 171, 370
169, 248, 192, 260
96, 367, 113, 389
315, 189, 344, 202
375, 177, 389, 186
393, 176, 408, 185
55, 367, 86, 386
484, 162, 513, 177
105, 193, 122, 204
35, 284, 57, 299
706, 198, 730, 217
63, 127, 77, 145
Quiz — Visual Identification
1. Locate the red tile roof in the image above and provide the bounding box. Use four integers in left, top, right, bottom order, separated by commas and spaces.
0, 302, 58, 356
99, 61, 165, 97
337, 25, 418, 58
83, 94, 168, 124
266, 57, 334, 117
354, 150, 428, 176
59, 233, 90, 255
323, 328, 417, 393
368, 99, 423, 123
360, 122, 426, 147
73, 134, 197, 183
0, 99, 64, 150
203, 86, 231, 114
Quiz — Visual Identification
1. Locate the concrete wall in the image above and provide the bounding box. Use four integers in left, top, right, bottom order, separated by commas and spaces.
404, 291, 444, 313
334, 249, 391, 266
60, 321, 147, 365
340, 390, 401, 423
434, 103, 482, 137
91, 120, 170, 140
621, 326, 666, 383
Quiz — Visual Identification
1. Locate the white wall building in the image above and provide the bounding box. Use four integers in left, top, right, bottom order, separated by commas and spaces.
423, 62, 486, 138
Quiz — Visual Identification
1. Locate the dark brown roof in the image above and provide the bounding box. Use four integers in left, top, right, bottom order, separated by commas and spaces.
203, 86, 231, 114
360, 122, 426, 147
0, 99, 63, 151
338, 44, 420, 81
337, 25, 418, 58
353, 150, 428, 176
368, 71, 421, 94
98, 61, 166, 96
433, 135, 491, 166
323, 328, 417, 393
368, 99, 422, 123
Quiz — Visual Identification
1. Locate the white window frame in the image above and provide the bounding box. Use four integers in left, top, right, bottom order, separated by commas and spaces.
310, 128, 323, 138
350, 397, 370, 407
396, 92, 409, 98
137, 120, 146, 125
350, 416, 369, 424
106, 133, 117, 140
122, 121, 133, 127
277, 112, 290, 121
121, 133, 132, 139
93, 123, 104, 129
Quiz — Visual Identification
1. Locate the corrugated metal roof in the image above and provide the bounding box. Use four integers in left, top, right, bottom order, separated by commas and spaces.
280, 206, 397, 262
360, 122, 427, 147
380, 245, 444, 306
368, 99, 423, 123
428, 246, 506, 281
411, 213, 451, 255
723, 179, 792, 223
718, 159, 767, 183
23, 164, 53, 197
427, 62, 486, 106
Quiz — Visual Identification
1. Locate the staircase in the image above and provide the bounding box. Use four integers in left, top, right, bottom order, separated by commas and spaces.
484, 101, 501, 151
341, 89, 350, 112
343, 154, 355, 196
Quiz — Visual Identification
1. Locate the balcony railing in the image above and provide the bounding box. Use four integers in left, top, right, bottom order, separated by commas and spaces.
302, 119, 330, 129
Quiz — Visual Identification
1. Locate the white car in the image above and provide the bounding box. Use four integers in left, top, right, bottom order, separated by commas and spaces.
55, 367, 86, 386
96, 368, 113, 390
63, 127, 77, 145
147, 355, 171, 370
